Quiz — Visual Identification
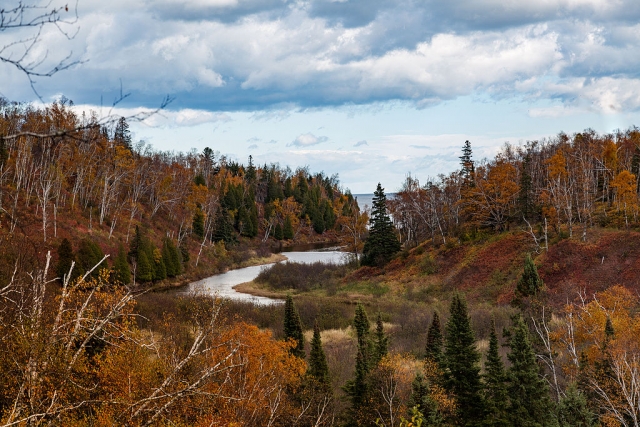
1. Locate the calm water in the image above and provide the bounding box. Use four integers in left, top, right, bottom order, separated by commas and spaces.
183, 250, 347, 305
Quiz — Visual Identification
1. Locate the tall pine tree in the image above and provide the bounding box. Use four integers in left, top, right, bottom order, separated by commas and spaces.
283, 295, 305, 358
425, 312, 444, 364
361, 183, 401, 267
308, 321, 330, 388
113, 244, 131, 285
484, 321, 509, 427
443, 293, 485, 426
506, 315, 558, 427
372, 312, 389, 365
56, 238, 76, 283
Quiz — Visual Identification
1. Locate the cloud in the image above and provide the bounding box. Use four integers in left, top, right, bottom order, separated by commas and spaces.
248, 143, 258, 149
3, 0, 640, 115
290, 133, 329, 147
354, 140, 368, 146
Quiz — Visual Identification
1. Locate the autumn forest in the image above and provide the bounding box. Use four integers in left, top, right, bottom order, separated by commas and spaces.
3, 98, 640, 427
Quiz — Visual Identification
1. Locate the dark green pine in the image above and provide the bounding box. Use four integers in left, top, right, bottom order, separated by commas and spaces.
372, 312, 389, 365
484, 321, 509, 427
308, 322, 330, 387
557, 383, 598, 427
506, 315, 558, 427
516, 253, 543, 298
353, 303, 370, 355
361, 183, 401, 267
213, 202, 237, 245
425, 311, 444, 364
443, 293, 485, 426
113, 244, 131, 285
283, 215, 295, 239
192, 208, 205, 238
136, 249, 153, 282
76, 238, 105, 279
283, 295, 305, 358
56, 238, 76, 283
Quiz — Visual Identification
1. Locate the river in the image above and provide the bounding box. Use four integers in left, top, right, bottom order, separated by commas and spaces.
182, 250, 348, 305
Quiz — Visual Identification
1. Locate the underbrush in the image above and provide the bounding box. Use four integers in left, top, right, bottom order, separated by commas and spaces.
254, 261, 351, 292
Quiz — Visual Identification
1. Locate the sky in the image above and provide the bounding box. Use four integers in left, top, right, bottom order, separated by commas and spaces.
3, 0, 640, 193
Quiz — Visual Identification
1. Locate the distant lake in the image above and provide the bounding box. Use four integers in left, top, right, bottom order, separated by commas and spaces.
353, 193, 396, 212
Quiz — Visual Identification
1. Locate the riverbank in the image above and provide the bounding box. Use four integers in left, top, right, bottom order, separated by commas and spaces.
232, 281, 286, 299
150, 252, 287, 292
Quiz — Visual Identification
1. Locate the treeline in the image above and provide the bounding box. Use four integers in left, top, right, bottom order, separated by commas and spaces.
391, 128, 640, 247
0, 98, 363, 282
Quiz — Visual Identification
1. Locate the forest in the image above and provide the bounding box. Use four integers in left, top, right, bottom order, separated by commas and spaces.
2, 96, 640, 426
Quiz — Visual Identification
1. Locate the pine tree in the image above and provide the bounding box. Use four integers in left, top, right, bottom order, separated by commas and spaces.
283, 215, 294, 239
425, 312, 443, 364
152, 248, 167, 281
506, 315, 558, 427
308, 321, 330, 387
76, 238, 105, 279
557, 383, 597, 427
213, 203, 236, 245
408, 373, 444, 427
192, 208, 205, 238
113, 116, 132, 151
113, 244, 131, 285
136, 249, 153, 282
372, 312, 389, 365
516, 253, 544, 298
283, 295, 305, 358
274, 223, 284, 240
353, 303, 371, 356
484, 321, 509, 427
443, 293, 485, 426
460, 140, 475, 186
56, 238, 75, 283
361, 183, 401, 267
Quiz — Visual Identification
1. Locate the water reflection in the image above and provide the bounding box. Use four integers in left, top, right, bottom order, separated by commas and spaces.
183, 250, 347, 305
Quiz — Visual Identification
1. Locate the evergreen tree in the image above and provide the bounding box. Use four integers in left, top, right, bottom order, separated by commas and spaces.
443, 293, 485, 426
361, 183, 401, 267
113, 116, 132, 151
161, 237, 182, 278
425, 312, 444, 364
192, 208, 205, 238
344, 303, 372, 425
56, 238, 75, 283
353, 303, 371, 355
193, 173, 206, 187
152, 248, 167, 281
460, 140, 475, 186
506, 315, 558, 427
213, 203, 236, 245
274, 222, 284, 240
408, 373, 444, 427
484, 321, 509, 427
128, 225, 143, 262
283, 215, 294, 239
245, 155, 256, 184
308, 321, 330, 387
136, 248, 153, 282
372, 312, 389, 365
557, 383, 598, 427
283, 295, 305, 358
516, 253, 544, 299
76, 238, 105, 279
113, 244, 131, 285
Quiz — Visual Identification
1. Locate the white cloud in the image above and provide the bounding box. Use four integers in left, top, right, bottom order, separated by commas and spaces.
291, 133, 329, 147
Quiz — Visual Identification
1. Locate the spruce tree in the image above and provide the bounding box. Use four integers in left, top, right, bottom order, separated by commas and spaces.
484, 321, 509, 427
344, 303, 372, 425
192, 208, 205, 238
361, 183, 401, 267
136, 249, 153, 282
76, 238, 105, 279
557, 383, 597, 427
213, 203, 236, 245
460, 140, 475, 186
113, 244, 131, 285
516, 253, 544, 299
506, 315, 558, 427
56, 238, 75, 283
308, 321, 330, 388
425, 312, 444, 364
283, 295, 305, 358
283, 215, 294, 239
274, 223, 284, 240
372, 312, 389, 365
353, 303, 371, 355
443, 293, 485, 426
